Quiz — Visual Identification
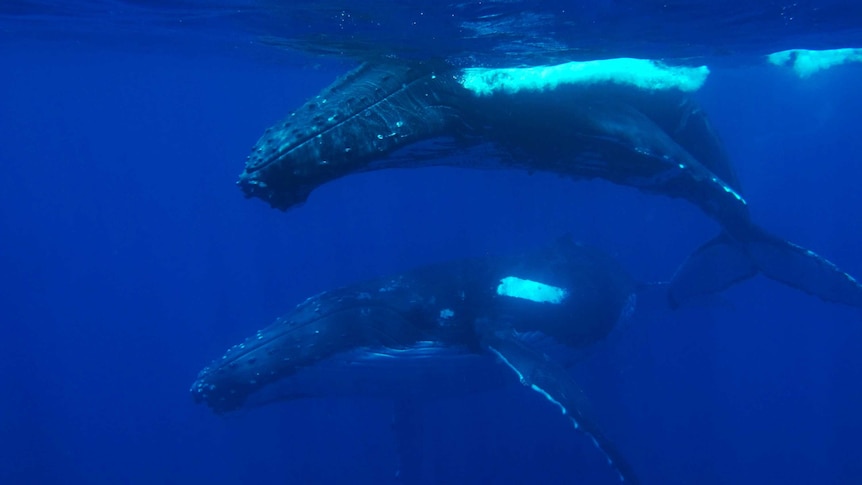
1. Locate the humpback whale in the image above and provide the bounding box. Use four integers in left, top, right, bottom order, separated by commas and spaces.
237, 60, 862, 309
192, 239, 639, 483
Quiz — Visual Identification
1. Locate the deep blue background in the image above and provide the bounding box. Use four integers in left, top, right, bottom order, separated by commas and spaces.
2, 40, 862, 484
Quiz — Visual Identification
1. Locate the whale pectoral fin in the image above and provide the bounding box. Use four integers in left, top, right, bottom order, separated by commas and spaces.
670, 229, 862, 308
668, 232, 758, 307
481, 330, 639, 484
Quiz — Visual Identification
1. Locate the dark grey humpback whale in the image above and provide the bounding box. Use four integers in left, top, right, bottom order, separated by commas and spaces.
192, 239, 639, 483
237, 60, 862, 309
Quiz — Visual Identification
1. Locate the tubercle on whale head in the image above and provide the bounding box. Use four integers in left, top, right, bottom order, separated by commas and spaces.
190, 285, 427, 413
237, 60, 467, 211
189, 291, 346, 413
190, 320, 300, 413
237, 163, 317, 210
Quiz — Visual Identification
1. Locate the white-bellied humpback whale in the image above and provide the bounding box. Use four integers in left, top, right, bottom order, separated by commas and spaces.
237, 60, 862, 309
192, 239, 639, 483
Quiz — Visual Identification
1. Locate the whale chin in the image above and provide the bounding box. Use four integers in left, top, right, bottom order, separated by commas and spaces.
236, 344, 510, 409
237, 173, 313, 211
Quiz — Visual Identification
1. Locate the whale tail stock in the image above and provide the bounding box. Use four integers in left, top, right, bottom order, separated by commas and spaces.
669, 225, 862, 309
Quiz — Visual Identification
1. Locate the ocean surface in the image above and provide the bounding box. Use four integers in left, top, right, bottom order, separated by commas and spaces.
2, 1, 862, 484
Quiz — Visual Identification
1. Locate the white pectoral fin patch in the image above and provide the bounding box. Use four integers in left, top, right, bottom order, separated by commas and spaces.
497, 276, 567, 304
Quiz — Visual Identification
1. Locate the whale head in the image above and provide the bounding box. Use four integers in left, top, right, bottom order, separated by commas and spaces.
237, 61, 466, 210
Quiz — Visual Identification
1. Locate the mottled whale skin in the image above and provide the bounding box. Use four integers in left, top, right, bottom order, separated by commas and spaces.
238, 61, 862, 309
192, 239, 639, 483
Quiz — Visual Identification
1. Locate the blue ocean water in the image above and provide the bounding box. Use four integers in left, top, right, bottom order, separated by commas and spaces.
2, 1, 862, 484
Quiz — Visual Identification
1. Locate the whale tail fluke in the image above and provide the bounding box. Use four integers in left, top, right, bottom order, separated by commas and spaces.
669, 227, 862, 309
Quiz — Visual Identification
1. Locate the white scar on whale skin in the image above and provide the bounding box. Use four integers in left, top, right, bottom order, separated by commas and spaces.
459, 58, 710, 96
497, 276, 567, 304
768, 47, 862, 78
